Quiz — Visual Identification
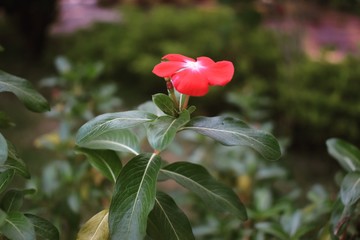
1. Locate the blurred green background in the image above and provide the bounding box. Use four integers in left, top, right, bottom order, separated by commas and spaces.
1, 0, 360, 239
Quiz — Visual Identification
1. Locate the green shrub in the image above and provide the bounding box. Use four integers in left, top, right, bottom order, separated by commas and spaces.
52, 5, 274, 108
276, 56, 360, 142
52, 4, 360, 145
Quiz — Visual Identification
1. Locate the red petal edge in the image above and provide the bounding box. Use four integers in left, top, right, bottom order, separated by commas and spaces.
205, 61, 234, 86
152, 61, 184, 77
162, 54, 194, 62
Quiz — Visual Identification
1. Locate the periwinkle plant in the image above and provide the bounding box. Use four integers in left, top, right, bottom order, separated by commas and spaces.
75, 54, 281, 239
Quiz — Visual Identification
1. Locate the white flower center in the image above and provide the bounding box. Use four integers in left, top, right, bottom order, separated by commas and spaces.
183, 60, 204, 71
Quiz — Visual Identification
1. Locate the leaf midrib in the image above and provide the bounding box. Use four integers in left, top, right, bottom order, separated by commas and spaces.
346, 176, 360, 204
4, 217, 26, 240
93, 154, 116, 182
154, 197, 180, 240
79, 116, 153, 143
90, 212, 108, 240
181, 126, 264, 147
0, 78, 39, 104
126, 153, 157, 236
158, 118, 177, 143
160, 169, 243, 216
80, 140, 139, 155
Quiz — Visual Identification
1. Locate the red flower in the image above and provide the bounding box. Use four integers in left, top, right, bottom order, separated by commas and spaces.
152, 54, 234, 96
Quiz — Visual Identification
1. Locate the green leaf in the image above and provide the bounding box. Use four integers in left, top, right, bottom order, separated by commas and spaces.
0, 111, 15, 128
187, 105, 196, 114
255, 222, 289, 240
1, 143, 30, 178
0, 209, 6, 228
1, 189, 24, 212
77, 209, 109, 240
54, 56, 71, 74
182, 116, 281, 161
152, 93, 177, 116
0, 170, 14, 194
25, 214, 60, 240
76, 129, 140, 155
76, 110, 156, 144
0, 211, 35, 240
340, 172, 360, 206
330, 201, 351, 237
161, 162, 247, 220
76, 148, 122, 182
2, 157, 30, 179
147, 110, 190, 151
280, 211, 302, 237
109, 153, 161, 240
326, 138, 360, 172
147, 191, 195, 240
0, 133, 7, 164
0, 70, 50, 112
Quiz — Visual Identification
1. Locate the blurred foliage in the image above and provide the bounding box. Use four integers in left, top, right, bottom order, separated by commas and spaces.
275, 56, 360, 144
51, 4, 360, 145
31, 56, 122, 239
0, 70, 59, 240
171, 126, 360, 239
171, 124, 327, 239
1, 1, 360, 238
52, 5, 270, 110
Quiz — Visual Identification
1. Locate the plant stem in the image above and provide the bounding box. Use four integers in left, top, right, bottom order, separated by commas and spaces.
182, 95, 190, 110
166, 80, 178, 106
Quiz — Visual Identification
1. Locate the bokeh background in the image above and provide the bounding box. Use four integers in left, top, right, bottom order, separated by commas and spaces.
1, 0, 360, 239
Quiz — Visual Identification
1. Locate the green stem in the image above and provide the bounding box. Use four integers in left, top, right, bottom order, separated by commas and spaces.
181, 95, 190, 110
166, 80, 178, 106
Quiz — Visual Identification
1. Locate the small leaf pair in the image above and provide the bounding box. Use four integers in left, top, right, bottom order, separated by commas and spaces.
326, 138, 360, 237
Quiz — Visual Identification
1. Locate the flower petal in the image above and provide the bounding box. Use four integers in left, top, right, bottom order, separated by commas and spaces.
172, 69, 209, 96
197, 57, 215, 67
162, 54, 194, 62
205, 61, 234, 86
152, 61, 184, 77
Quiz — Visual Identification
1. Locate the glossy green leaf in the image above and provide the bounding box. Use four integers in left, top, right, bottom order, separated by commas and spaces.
0, 211, 35, 240
76, 129, 140, 155
76, 148, 122, 182
109, 153, 161, 240
161, 162, 247, 220
0, 133, 7, 164
181, 116, 281, 161
0, 70, 50, 112
152, 93, 177, 116
326, 138, 360, 172
147, 110, 190, 151
1, 189, 25, 212
77, 209, 109, 240
76, 110, 156, 144
25, 214, 60, 240
147, 192, 194, 240
340, 172, 360, 206
0, 170, 14, 194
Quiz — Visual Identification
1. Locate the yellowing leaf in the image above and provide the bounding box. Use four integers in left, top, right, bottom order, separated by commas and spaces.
77, 209, 109, 240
